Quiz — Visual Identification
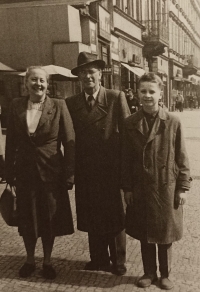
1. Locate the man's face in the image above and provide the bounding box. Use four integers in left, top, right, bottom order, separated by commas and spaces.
138, 81, 161, 110
127, 91, 133, 100
78, 65, 102, 93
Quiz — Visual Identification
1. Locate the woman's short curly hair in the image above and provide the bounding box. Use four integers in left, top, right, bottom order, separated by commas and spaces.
25, 66, 49, 82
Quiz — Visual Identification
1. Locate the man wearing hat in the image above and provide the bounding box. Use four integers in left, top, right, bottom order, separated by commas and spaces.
66, 52, 130, 275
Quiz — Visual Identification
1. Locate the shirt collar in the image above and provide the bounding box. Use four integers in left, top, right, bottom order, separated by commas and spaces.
142, 109, 159, 118
85, 87, 100, 101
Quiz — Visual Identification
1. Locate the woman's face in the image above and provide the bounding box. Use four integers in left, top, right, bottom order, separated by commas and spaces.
25, 68, 48, 99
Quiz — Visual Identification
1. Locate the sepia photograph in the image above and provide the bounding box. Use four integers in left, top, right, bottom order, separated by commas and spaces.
0, 0, 199, 291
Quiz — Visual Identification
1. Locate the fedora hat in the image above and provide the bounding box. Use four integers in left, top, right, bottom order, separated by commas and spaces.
71, 51, 105, 76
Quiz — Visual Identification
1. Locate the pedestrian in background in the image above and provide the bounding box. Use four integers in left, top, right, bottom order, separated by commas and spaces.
197, 94, 200, 109
66, 52, 130, 275
189, 93, 194, 110
126, 88, 140, 114
5, 66, 75, 279
176, 92, 184, 112
121, 73, 190, 290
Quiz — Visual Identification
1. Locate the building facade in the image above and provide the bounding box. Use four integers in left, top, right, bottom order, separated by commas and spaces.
168, 0, 200, 110
0, 0, 200, 126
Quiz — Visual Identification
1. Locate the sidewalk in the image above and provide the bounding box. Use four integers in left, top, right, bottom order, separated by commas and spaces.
0, 109, 199, 292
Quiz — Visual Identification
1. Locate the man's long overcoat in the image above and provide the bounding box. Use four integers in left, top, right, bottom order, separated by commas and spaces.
66, 86, 130, 235
121, 107, 190, 244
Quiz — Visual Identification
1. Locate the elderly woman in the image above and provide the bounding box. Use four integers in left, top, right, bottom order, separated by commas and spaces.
5, 66, 75, 279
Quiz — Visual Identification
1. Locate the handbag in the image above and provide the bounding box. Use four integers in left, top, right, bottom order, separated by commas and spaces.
0, 184, 18, 226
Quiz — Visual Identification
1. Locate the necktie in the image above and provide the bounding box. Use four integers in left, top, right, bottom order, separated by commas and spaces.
87, 95, 94, 111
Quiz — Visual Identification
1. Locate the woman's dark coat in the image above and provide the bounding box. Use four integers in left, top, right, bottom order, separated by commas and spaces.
66, 86, 130, 235
121, 107, 190, 244
5, 96, 75, 237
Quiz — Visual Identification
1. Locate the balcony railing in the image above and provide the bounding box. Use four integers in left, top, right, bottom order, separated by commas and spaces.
141, 20, 169, 45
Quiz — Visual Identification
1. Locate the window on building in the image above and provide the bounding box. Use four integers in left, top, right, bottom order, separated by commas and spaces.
144, 0, 148, 20
102, 45, 109, 64
170, 21, 172, 49
130, 72, 138, 94
136, 0, 141, 21
101, 0, 108, 10
116, 0, 121, 8
123, 0, 128, 13
176, 24, 178, 53
127, 0, 132, 16
155, 0, 160, 20
161, 0, 166, 25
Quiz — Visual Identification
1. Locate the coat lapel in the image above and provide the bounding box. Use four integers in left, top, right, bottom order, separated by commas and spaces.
85, 86, 108, 125
134, 110, 149, 137
147, 107, 167, 143
74, 87, 108, 128
126, 107, 167, 142
36, 96, 55, 131
15, 96, 29, 135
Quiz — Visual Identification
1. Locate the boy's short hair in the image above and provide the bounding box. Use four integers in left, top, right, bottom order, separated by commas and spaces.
138, 72, 163, 89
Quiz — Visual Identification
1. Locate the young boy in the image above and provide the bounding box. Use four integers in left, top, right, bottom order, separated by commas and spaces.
121, 73, 190, 290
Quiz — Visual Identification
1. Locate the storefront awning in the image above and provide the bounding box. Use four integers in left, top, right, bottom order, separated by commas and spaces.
121, 63, 145, 77
0, 0, 97, 7
55, 0, 97, 4
0, 0, 97, 5
0, 62, 16, 72
174, 77, 183, 82
182, 78, 192, 83
157, 69, 168, 77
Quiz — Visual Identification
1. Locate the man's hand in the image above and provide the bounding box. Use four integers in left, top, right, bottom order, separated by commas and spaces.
124, 191, 134, 206
175, 189, 187, 205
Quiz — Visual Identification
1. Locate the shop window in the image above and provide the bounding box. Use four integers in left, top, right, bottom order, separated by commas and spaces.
121, 66, 129, 90
101, 45, 109, 65
130, 72, 139, 94
113, 62, 121, 90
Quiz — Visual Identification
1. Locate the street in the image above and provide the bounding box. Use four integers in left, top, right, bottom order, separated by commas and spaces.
0, 108, 200, 292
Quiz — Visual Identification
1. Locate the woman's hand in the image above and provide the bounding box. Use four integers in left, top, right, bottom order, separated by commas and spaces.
124, 191, 134, 206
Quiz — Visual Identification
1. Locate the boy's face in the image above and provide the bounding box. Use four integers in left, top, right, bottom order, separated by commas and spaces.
138, 81, 161, 111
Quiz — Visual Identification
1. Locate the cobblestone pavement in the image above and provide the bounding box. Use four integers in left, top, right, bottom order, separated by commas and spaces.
0, 109, 200, 292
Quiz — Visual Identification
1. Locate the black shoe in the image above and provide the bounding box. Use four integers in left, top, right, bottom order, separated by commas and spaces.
42, 264, 56, 280
84, 261, 99, 271
137, 274, 158, 288
19, 263, 35, 278
99, 263, 111, 272
112, 264, 127, 276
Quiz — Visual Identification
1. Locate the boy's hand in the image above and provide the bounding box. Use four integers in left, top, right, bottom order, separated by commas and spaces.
175, 189, 187, 205
124, 191, 134, 205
